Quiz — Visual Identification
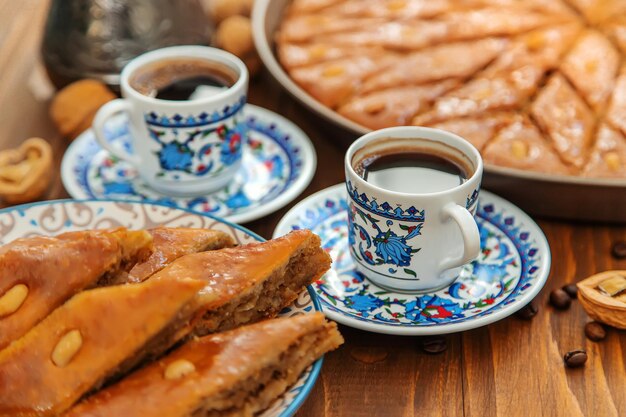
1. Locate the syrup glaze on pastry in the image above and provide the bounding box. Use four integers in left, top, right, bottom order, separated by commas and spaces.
65, 313, 344, 417
123, 227, 235, 283
0, 228, 152, 350
0, 228, 336, 417
277, 0, 626, 178
150, 229, 332, 336
0, 278, 204, 417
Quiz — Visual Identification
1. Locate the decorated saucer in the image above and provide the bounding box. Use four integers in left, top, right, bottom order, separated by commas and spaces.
61, 105, 316, 224
274, 184, 551, 336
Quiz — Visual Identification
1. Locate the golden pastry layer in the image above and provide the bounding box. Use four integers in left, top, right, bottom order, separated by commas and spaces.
0, 228, 152, 350
0, 278, 204, 417
277, 0, 626, 178
122, 227, 235, 283
65, 313, 343, 417
150, 229, 332, 335
0, 228, 335, 417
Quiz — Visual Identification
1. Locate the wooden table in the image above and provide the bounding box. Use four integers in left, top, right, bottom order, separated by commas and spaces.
1, 1, 625, 416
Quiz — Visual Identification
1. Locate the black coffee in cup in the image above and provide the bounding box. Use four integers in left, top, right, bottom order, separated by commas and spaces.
129, 58, 239, 101
352, 139, 473, 194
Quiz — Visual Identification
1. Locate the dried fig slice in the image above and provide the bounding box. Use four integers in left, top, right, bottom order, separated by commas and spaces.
577, 270, 626, 329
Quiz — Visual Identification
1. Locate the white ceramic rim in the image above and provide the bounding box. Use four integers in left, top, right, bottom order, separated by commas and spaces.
273, 184, 552, 336
60, 104, 317, 224
345, 126, 483, 198
252, 0, 626, 189
120, 45, 249, 107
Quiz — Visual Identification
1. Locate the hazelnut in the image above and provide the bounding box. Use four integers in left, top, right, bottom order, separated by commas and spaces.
511, 140, 529, 159
215, 15, 254, 60
585, 60, 599, 73
475, 88, 493, 100
322, 65, 345, 78
51, 330, 83, 367
309, 45, 328, 60
0, 284, 28, 317
525, 32, 546, 51
604, 152, 621, 172
164, 359, 196, 380
387, 0, 407, 11
50, 79, 115, 139
207, 0, 253, 23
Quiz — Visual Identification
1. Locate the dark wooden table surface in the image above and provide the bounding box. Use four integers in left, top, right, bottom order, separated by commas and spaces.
1, 1, 625, 416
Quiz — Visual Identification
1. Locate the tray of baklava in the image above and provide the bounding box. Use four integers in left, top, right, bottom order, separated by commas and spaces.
253, 0, 626, 222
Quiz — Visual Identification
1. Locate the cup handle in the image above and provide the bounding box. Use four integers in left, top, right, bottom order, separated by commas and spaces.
93, 99, 141, 166
439, 202, 480, 272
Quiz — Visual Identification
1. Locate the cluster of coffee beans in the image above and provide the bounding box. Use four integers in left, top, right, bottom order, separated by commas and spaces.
517, 281, 613, 368
549, 284, 578, 310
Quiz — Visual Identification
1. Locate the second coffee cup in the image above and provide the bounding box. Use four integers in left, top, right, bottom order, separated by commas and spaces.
345, 126, 483, 293
93, 46, 249, 196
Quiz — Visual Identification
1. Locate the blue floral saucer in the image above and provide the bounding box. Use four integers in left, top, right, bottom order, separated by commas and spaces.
274, 184, 551, 336
61, 105, 316, 224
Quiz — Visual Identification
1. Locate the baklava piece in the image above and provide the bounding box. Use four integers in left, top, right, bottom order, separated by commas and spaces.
426, 113, 514, 151
339, 81, 458, 130
606, 66, 626, 136
482, 116, 573, 175
530, 74, 595, 169
65, 313, 343, 417
0, 278, 204, 417
278, 42, 386, 69
413, 24, 582, 124
288, 55, 398, 108
582, 124, 626, 178
361, 38, 507, 93
151, 229, 331, 336
560, 30, 620, 112
0, 228, 152, 350
122, 227, 234, 283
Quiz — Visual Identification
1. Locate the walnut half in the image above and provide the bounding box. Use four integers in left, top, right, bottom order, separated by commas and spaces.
577, 270, 626, 329
0, 137, 53, 204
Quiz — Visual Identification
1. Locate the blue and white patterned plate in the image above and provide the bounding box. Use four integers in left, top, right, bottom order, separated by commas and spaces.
61, 105, 316, 224
274, 184, 551, 336
0, 199, 321, 417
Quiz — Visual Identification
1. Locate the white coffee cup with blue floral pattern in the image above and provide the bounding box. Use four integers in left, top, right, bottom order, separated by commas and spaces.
93, 46, 248, 196
345, 126, 483, 293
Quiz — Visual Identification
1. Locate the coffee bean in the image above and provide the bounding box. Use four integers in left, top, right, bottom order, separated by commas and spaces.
562, 284, 578, 299
584, 322, 606, 342
421, 337, 447, 354
515, 300, 538, 320
549, 289, 572, 310
612, 241, 626, 259
564, 349, 587, 368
